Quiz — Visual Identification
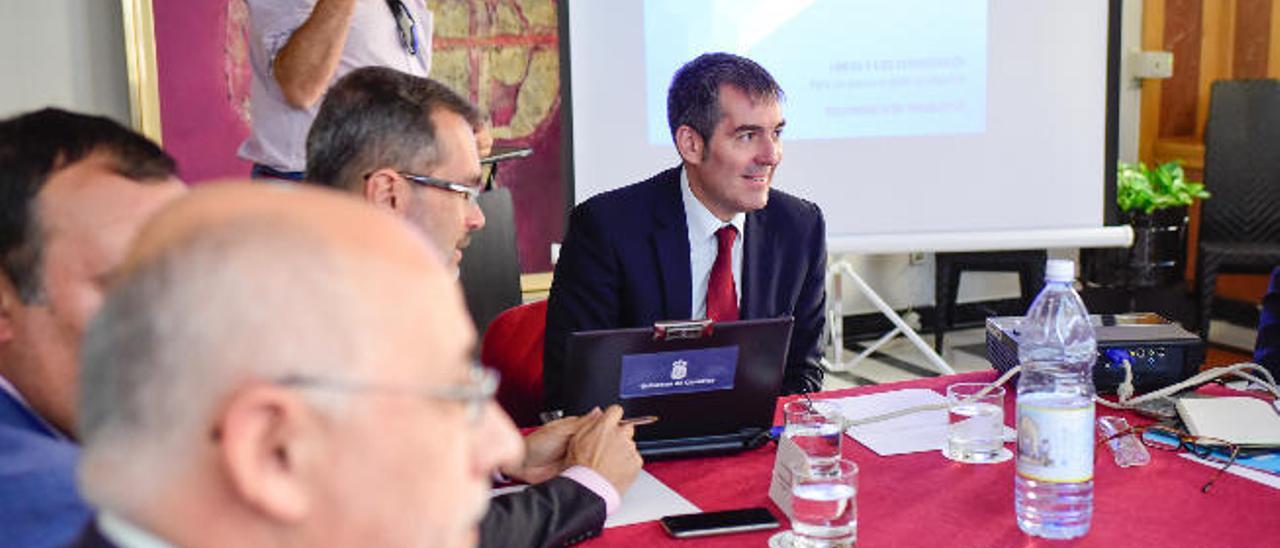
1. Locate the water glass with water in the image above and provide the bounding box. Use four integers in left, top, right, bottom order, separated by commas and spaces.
943, 382, 1007, 463
783, 400, 843, 474
790, 458, 857, 547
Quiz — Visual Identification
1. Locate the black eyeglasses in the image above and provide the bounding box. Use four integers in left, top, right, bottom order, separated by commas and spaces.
386, 0, 419, 55
363, 170, 482, 203
399, 172, 482, 203
1101, 423, 1242, 493
274, 364, 499, 424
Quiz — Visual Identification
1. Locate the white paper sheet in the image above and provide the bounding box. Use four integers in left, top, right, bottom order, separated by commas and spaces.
830, 388, 1014, 456
605, 470, 701, 528
1179, 453, 1280, 490
490, 471, 700, 529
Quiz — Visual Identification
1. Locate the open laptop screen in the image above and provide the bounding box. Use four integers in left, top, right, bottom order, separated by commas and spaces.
563, 317, 794, 443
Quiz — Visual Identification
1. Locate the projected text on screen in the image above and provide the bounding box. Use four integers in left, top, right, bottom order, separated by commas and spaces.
643, 0, 989, 144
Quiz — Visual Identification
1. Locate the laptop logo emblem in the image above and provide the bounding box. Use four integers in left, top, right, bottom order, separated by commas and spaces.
670, 359, 688, 380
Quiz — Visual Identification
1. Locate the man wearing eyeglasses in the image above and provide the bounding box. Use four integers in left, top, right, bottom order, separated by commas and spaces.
306, 66, 486, 273
72, 183, 531, 547
305, 66, 642, 547
241, 0, 436, 180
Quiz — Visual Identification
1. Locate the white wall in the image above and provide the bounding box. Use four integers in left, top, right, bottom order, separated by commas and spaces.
837, 0, 1142, 315
0, 0, 130, 123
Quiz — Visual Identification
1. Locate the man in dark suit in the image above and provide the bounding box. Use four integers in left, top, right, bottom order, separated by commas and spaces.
0, 109, 186, 548
305, 66, 640, 547
544, 53, 827, 410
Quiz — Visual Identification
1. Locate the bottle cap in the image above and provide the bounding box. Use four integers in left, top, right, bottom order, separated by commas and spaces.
1045, 259, 1075, 282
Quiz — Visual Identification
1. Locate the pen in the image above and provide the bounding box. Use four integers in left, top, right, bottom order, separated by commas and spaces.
538, 410, 566, 424
619, 415, 659, 426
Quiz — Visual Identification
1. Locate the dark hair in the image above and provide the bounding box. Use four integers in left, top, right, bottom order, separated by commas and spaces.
0, 108, 177, 302
666, 52, 784, 144
305, 67, 482, 190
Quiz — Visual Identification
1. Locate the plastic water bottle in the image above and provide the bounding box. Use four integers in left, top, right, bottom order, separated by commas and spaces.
1014, 259, 1096, 539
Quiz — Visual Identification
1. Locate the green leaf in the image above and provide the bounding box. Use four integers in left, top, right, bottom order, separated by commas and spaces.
1115, 159, 1209, 212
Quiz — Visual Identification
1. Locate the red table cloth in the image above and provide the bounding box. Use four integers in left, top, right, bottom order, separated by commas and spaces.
588, 370, 1280, 547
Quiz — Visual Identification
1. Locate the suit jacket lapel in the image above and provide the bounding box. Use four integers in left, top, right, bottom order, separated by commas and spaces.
0, 388, 60, 439
652, 169, 693, 320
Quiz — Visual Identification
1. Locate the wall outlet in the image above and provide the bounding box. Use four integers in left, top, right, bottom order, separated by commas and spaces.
1129, 50, 1174, 79
908, 251, 925, 265
902, 310, 922, 330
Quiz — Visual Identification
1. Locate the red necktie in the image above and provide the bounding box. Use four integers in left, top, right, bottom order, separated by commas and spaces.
706, 225, 739, 322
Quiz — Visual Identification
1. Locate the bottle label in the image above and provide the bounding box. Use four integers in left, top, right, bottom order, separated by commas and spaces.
1016, 401, 1094, 483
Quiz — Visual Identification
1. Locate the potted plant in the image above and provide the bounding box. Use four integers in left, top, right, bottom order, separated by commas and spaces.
1117, 161, 1210, 217
1115, 161, 1211, 287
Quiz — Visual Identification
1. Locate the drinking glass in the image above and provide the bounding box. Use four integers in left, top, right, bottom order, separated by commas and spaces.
789, 458, 857, 547
942, 382, 1009, 463
783, 400, 844, 474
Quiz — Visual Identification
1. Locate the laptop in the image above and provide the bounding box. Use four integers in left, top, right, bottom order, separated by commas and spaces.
562, 316, 794, 459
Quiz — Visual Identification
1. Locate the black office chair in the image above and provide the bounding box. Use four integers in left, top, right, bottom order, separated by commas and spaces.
459, 187, 523, 336
1195, 79, 1280, 339
934, 250, 1046, 353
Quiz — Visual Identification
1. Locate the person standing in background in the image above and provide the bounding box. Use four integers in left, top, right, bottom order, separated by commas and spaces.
240, 0, 433, 180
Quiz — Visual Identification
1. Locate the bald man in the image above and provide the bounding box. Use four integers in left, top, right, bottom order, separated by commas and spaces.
306, 66, 641, 547
73, 183, 590, 547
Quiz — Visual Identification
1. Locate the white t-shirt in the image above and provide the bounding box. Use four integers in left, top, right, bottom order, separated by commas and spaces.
239, 0, 434, 172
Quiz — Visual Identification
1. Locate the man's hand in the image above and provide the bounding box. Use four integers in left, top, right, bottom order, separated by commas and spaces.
271, 0, 358, 108
474, 124, 494, 158
566, 405, 643, 494
500, 415, 583, 484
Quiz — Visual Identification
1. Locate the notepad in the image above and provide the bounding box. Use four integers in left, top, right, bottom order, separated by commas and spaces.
1176, 397, 1280, 446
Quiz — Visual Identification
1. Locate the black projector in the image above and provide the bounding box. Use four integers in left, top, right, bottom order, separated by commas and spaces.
986, 313, 1205, 394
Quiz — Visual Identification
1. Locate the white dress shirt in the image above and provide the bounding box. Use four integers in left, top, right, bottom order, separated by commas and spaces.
681, 168, 744, 320
97, 513, 174, 548
0, 373, 66, 439
0, 373, 28, 409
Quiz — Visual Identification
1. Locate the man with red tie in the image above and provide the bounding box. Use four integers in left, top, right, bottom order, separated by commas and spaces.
543, 52, 827, 410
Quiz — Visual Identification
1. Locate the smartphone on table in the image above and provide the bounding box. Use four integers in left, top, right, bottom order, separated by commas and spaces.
660, 507, 780, 538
